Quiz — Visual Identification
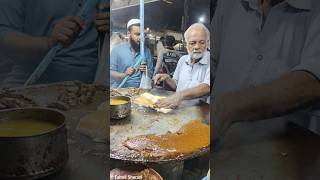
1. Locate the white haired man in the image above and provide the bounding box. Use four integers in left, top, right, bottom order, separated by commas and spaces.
154, 23, 210, 109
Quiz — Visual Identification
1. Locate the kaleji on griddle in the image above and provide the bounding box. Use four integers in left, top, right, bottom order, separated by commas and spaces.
123, 120, 210, 160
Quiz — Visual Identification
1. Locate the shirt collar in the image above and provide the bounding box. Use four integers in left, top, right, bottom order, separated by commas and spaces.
186, 51, 209, 65
241, 0, 311, 11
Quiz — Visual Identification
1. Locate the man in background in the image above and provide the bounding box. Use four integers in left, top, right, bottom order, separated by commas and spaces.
153, 35, 181, 78
110, 19, 153, 88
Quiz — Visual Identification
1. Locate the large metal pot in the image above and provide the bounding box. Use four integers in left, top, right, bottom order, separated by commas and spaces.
0, 108, 68, 179
110, 96, 131, 119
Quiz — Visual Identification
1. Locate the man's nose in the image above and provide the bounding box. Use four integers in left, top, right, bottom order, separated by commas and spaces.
193, 47, 200, 51
194, 42, 201, 49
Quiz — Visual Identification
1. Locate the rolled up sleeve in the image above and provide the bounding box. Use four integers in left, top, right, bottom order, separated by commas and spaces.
292, 11, 320, 80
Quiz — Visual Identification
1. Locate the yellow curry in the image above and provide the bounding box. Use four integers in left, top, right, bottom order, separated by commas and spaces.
0, 118, 58, 137
110, 99, 128, 105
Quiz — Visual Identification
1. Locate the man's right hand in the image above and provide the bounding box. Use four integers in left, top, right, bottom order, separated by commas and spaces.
125, 67, 136, 76
153, 73, 170, 85
48, 16, 85, 47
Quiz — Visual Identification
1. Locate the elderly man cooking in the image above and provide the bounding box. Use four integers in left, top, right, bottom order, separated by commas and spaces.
153, 23, 210, 109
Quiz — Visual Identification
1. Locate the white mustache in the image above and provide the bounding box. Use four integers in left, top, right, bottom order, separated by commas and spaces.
190, 51, 204, 59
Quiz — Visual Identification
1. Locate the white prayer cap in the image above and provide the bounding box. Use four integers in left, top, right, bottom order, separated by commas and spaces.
127, 19, 140, 30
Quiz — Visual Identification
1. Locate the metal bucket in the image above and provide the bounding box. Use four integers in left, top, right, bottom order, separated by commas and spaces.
110, 96, 131, 119
0, 108, 68, 179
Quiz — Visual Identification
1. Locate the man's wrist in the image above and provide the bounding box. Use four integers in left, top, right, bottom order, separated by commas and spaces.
46, 37, 56, 50
178, 91, 186, 101
122, 72, 128, 78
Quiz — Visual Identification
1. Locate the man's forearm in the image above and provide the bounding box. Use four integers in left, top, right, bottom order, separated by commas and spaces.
1, 31, 52, 60
164, 78, 177, 90
180, 84, 210, 100
111, 70, 126, 79
218, 71, 320, 123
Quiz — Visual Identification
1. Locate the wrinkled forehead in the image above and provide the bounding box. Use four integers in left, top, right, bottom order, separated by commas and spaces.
187, 28, 207, 42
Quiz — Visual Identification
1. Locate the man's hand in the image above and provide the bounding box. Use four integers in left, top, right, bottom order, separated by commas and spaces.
95, 3, 110, 33
153, 73, 170, 85
139, 64, 147, 72
125, 67, 136, 76
154, 93, 184, 109
48, 16, 85, 47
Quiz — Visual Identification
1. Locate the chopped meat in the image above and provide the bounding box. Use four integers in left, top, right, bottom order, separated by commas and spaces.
0, 89, 37, 110
123, 120, 210, 160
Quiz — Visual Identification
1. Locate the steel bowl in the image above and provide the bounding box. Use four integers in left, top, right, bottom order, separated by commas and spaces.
110, 96, 131, 119
0, 107, 68, 180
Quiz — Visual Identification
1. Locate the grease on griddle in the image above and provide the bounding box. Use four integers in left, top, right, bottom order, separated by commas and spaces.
110, 89, 122, 97
123, 120, 210, 160
110, 88, 146, 98
0, 89, 37, 110
47, 82, 97, 110
127, 87, 146, 97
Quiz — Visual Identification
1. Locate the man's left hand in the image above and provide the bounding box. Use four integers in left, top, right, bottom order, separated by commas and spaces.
154, 93, 184, 109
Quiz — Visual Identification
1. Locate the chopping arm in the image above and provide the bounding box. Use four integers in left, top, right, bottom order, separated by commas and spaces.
24, 0, 101, 86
